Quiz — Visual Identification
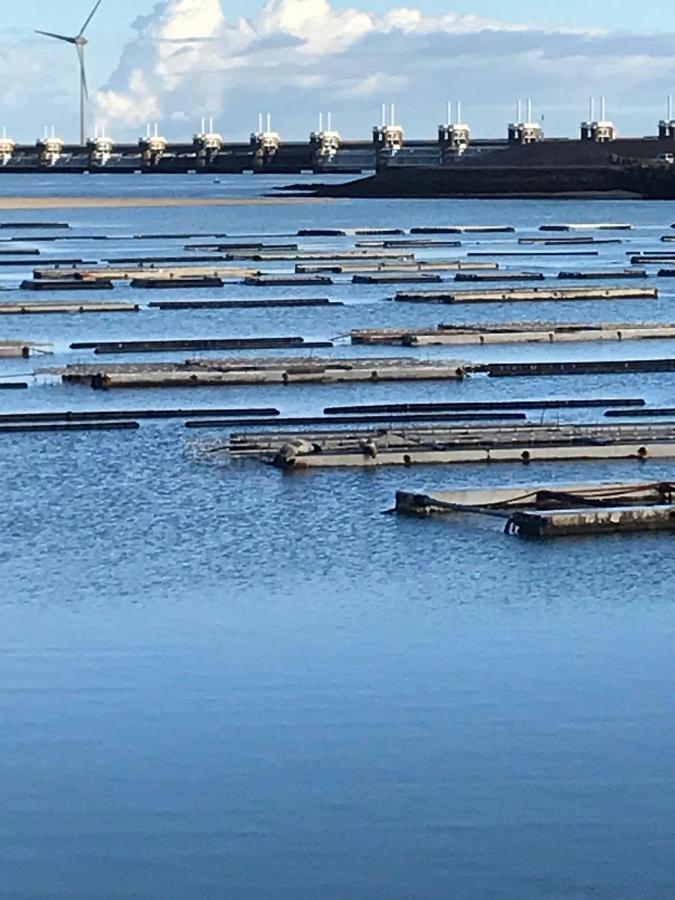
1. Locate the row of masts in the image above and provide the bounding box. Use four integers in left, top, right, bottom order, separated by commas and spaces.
1, 94, 675, 170
2, 94, 674, 140
8, 94, 675, 147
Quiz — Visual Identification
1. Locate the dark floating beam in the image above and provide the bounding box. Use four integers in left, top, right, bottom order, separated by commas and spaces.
186, 243, 299, 252
483, 359, 675, 377
0, 222, 69, 229
135, 233, 231, 240
519, 237, 621, 246
0, 234, 105, 244
605, 407, 675, 418
297, 229, 347, 237
147, 298, 341, 310
411, 226, 515, 234
324, 398, 645, 415
0, 407, 279, 423
20, 279, 114, 291
630, 254, 675, 262
0, 421, 139, 433
0, 259, 91, 267
353, 229, 405, 236
70, 337, 334, 353
539, 224, 633, 232
454, 272, 545, 282
130, 277, 225, 289
185, 412, 528, 429
352, 273, 442, 284
375, 239, 461, 248
467, 251, 599, 258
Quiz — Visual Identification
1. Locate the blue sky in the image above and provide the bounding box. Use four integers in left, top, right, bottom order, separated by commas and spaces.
1, 0, 674, 141
4, 0, 671, 32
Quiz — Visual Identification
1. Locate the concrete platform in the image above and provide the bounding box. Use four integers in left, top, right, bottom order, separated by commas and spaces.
225, 422, 675, 469
557, 269, 646, 280
395, 481, 674, 515
0, 340, 52, 357
56, 356, 469, 389
508, 505, 675, 537
350, 322, 675, 346
34, 265, 259, 281
394, 286, 658, 304
264, 441, 675, 469
0, 301, 139, 315
395, 480, 675, 538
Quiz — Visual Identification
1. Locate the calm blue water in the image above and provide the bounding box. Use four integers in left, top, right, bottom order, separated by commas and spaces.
1, 176, 675, 899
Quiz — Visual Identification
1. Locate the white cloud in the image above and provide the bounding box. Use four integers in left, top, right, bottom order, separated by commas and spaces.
84, 0, 675, 140
258, 0, 373, 52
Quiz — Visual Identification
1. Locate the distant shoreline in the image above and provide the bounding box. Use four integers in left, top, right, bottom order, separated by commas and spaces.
302, 165, 675, 201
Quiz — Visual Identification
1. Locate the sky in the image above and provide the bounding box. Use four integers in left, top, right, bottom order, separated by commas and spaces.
1, 0, 674, 142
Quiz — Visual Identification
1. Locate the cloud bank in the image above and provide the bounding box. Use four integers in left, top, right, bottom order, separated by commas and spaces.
12, 0, 675, 141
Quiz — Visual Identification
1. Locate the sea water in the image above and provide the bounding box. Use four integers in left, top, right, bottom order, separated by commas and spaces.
0, 175, 674, 898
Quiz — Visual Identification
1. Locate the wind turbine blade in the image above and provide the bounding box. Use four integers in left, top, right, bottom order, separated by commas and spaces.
35, 29, 76, 44
79, 0, 103, 37
77, 44, 89, 99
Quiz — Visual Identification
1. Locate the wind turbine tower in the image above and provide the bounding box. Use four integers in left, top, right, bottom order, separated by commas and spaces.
35, 0, 103, 146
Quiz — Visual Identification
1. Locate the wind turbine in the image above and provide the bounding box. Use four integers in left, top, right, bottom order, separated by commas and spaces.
35, 0, 103, 146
